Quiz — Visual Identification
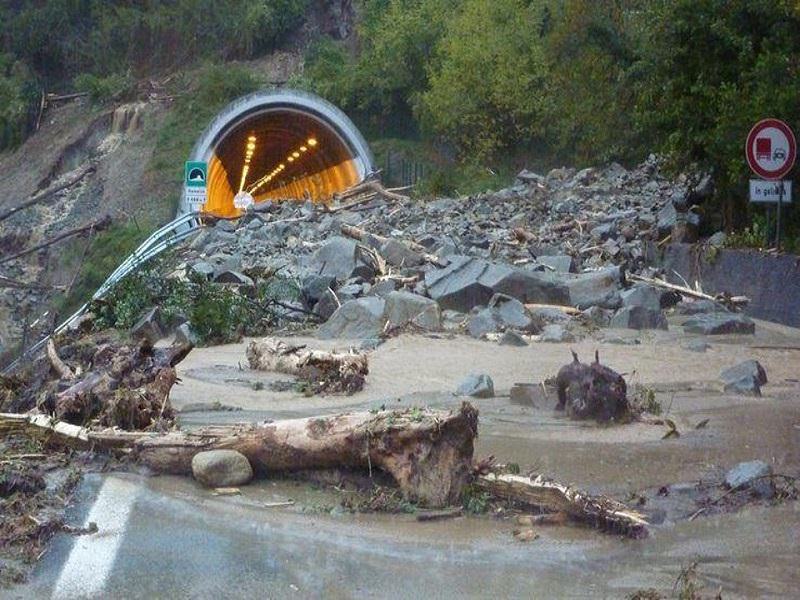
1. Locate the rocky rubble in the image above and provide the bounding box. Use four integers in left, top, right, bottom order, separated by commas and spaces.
163, 157, 731, 344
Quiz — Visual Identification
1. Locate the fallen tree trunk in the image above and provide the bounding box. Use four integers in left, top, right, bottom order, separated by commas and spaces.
246, 338, 368, 394
0, 163, 96, 224
0, 215, 112, 265
476, 472, 648, 538
1, 402, 479, 507
628, 274, 749, 310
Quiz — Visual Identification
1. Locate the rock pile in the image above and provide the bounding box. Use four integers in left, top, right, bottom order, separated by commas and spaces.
170, 157, 733, 343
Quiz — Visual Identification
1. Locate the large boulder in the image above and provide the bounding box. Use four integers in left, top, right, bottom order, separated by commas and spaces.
383, 291, 441, 331
425, 255, 569, 313
724, 460, 774, 498
620, 285, 662, 311
563, 266, 623, 310
380, 238, 423, 268
456, 374, 495, 398
683, 313, 755, 335
610, 306, 668, 330
191, 450, 253, 488
466, 308, 503, 338
488, 293, 534, 331
539, 324, 576, 343
131, 307, 164, 344
317, 297, 387, 339
720, 360, 767, 396
309, 237, 374, 281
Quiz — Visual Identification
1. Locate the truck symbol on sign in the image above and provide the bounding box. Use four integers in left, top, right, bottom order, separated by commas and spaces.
756, 138, 771, 161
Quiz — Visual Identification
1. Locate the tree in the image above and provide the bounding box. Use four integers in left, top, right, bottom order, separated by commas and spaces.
420, 0, 549, 159
634, 0, 800, 231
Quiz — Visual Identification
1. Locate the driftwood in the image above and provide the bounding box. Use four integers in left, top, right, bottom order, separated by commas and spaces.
628, 274, 749, 309
1, 402, 480, 507
46, 340, 75, 381
51, 340, 190, 430
555, 350, 628, 422
476, 472, 648, 538
0, 215, 111, 265
246, 338, 368, 394
0, 163, 96, 224
340, 223, 447, 268
524, 303, 581, 316
334, 180, 410, 205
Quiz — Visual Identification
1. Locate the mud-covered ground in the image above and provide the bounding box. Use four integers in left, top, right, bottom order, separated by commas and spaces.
160, 315, 800, 597
7, 315, 800, 598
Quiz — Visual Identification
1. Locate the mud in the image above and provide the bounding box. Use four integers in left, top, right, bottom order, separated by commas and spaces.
162, 315, 800, 596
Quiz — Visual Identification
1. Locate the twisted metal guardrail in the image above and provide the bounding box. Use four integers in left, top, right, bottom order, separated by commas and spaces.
2, 212, 205, 375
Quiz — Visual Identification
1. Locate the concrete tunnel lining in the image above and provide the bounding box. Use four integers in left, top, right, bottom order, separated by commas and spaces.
179, 89, 375, 217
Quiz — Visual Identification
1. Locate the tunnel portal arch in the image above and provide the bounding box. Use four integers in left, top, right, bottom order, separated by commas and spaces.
179, 89, 374, 217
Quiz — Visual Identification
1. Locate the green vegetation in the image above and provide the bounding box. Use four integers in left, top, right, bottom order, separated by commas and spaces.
2, 1, 799, 240
301, 0, 800, 237
91, 261, 302, 345
0, 0, 306, 150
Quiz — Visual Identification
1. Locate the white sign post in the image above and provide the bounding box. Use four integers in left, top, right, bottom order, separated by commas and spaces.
749, 180, 792, 204
746, 119, 797, 249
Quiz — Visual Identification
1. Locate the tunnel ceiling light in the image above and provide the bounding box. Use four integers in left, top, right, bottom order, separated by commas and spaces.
307, 138, 317, 147
288, 156, 294, 162
292, 151, 300, 158
247, 142, 256, 151
248, 135, 256, 142
300, 146, 307, 152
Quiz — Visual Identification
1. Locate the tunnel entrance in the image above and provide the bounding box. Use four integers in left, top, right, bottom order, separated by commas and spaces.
180, 90, 374, 217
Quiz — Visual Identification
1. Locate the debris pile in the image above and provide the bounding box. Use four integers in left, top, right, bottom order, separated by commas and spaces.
160, 157, 736, 347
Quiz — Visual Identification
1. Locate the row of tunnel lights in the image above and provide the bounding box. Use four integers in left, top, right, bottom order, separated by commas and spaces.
238, 135, 319, 195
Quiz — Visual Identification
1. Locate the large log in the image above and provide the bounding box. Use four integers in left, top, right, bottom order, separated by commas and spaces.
476, 472, 649, 538
246, 338, 368, 394
0, 403, 479, 507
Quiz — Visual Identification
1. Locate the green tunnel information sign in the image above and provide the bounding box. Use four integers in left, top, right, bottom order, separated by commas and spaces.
184, 161, 207, 211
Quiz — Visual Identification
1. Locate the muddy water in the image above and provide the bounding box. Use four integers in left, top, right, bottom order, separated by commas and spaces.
162, 318, 800, 597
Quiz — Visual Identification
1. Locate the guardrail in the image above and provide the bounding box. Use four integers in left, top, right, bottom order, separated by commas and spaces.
2, 212, 205, 375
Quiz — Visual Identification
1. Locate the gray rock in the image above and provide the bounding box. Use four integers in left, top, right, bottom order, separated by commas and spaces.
383, 291, 441, 331
367, 279, 397, 297
380, 238, 423, 268
540, 324, 575, 343
509, 383, 543, 406
425, 255, 569, 313
313, 288, 340, 321
534, 255, 574, 273
620, 285, 662, 311
191, 450, 253, 488
215, 220, 238, 233
310, 237, 374, 281
683, 313, 755, 335
441, 310, 468, 331
466, 308, 502, 338
581, 306, 613, 327
456, 374, 495, 398
610, 306, 668, 330
302, 274, 337, 307
131, 307, 164, 344
499, 330, 528, 347
677, 299, 727, 315
707, 231, 726, 247
529, 306, 571, 331
488, 293, 534, 331
724, 460, 774, 498
684, 339, 710, 353
720, 360, 767, 396
174, 323, 200, 346
564, 267, 623, 310
190, 261, 215, 280
317, 297, 387, 339
214, 270, 254, 286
